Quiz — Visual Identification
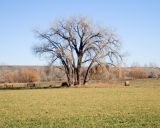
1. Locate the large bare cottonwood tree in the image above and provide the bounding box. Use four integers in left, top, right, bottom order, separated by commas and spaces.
33, 16, 122, 86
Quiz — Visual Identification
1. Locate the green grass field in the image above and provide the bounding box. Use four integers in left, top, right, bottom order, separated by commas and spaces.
0, 79, 160, 128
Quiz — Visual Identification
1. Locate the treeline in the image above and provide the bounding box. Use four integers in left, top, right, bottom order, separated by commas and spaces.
1, 66, 160, 83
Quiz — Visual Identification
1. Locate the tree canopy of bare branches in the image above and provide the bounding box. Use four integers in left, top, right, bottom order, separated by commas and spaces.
33, 16, 122, 86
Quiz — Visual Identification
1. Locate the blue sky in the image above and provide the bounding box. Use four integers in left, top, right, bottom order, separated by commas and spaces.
0, 0, 160, 66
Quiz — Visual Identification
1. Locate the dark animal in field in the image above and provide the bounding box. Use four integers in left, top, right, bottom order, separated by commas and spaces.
61, 82, 69, 87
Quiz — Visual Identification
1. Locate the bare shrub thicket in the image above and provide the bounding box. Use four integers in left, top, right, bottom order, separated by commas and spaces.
5, 70, 39, 83
40, 71, 47, 81
110, 67, 126, 80
87, 65, 126, 80
129, 68, 147, 79
89, 64, 109, 80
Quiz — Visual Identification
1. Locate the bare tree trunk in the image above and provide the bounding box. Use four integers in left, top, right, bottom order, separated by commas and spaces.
83, 61, 94, 85
73, 69, 77, 85
77, 55, 83, 85
77, 67, 81, 85
66, 74, 71, 86
72, 68, 74, 85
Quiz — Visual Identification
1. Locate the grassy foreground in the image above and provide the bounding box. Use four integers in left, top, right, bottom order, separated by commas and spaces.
0, 80, 160, 128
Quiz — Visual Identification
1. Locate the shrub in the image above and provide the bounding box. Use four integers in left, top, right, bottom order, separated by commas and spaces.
129, 68, 147, 79
5, 70, 39, 83
89, 65, 109, 80
111, 68, 126, 80
40, 71, 47, 81
4, 73, 15, 83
